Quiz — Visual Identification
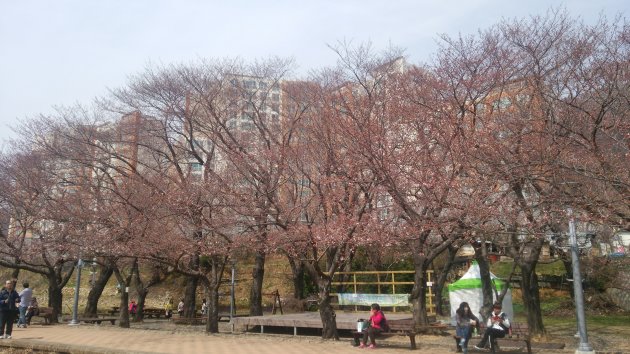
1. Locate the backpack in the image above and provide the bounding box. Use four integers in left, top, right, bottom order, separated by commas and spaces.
498, 313, 510, 332
380, 312, 391, 332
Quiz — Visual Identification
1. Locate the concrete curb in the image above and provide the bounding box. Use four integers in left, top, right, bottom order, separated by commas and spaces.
0, 338, 154, 354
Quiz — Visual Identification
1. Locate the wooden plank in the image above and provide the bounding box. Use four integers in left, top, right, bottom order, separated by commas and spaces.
232, 312, 416, 332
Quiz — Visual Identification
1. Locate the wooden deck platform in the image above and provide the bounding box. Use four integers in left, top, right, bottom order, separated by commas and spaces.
231, 312, 418, 335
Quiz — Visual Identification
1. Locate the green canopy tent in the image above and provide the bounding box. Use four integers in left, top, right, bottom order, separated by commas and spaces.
448, 261, 513, 323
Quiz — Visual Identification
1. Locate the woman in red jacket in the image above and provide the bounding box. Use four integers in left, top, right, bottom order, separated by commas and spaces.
359, 303, 387, 349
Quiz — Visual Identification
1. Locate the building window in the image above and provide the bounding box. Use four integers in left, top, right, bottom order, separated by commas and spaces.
492, 97, 511, 110
516, 94, 530, 104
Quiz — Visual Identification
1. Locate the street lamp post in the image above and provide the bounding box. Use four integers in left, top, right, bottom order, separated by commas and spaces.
230, 260, 236, 320
229, 260, 237, 333
567, 209, 594, 354
69, 258, 83, 326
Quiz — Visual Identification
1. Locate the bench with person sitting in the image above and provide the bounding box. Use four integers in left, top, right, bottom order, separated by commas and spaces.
29, 305, 54, 325
77, 317, 118, 325
462, 322, 532, 353
351, 303, 447, 350
472, 303, 532, 354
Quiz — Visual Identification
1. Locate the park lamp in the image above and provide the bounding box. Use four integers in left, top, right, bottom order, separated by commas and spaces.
567, 208, 594, 354
69, 258, 83, 326
88, 258, 97, 288
230, 259, 237, 320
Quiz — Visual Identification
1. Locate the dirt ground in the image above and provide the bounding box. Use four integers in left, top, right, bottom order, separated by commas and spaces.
0, 317, 629, 354
83, 317, 630, 352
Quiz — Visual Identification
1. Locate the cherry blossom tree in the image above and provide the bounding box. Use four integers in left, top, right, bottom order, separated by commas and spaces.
0, 134, 86, 322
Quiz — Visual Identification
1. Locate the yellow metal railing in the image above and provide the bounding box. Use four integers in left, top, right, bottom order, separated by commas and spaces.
328, 270, 436, 314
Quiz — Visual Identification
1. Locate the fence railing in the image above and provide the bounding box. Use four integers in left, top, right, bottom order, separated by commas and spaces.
328, 270, 436, 314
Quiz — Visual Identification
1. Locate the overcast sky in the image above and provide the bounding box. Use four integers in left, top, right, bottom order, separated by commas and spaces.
0, 0, 627, 144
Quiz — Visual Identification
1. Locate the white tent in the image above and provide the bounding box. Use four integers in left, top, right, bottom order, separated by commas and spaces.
448, 261, 514, 323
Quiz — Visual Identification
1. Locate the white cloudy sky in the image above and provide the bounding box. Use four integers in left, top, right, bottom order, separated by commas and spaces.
0, 0, 627, 144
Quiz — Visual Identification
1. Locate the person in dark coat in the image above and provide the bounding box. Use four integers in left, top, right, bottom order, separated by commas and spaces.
474, 303, 511, 350
0, 280, 21, 339
455, 302, 480, 353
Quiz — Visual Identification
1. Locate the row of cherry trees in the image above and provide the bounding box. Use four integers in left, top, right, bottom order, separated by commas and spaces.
0, 10, 628, 337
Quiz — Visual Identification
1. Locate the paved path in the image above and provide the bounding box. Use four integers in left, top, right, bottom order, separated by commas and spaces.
0, 324, 455, 354
2, 323, 620, 354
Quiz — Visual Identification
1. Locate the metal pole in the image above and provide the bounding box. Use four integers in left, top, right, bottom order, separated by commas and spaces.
230, 261, 236, 320
69, 258, 83, 326
568, 209, 594, 354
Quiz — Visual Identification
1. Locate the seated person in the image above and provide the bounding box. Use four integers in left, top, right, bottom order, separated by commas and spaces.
129, 300, 138, 316
455, 301, 480, 354
474, 303, 510, 350
353, 303, 388, 349
25, 297, 39, 325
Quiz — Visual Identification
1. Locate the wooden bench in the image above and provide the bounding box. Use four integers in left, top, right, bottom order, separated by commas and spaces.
172, 316, 206, 325
462, 323, 531, 354
142, 308, 165, 319
31, 307, 54, 325
352, 318, 447, 350
74, 317, 118, 325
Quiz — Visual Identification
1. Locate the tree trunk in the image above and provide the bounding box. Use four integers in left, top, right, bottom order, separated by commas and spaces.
520, 263, 545, 335
46, 278, 63, 324
11, 268, 20, 280
249, 250, 265, 316
317, 278, 338, 340
287, 256, 305, 300
434, 245, 457, 316
132, 263, 171, 321
205, 282, 220, 333
303, 260, 338, 340
83, 265, 113, 317
475, 243, 494, 321
183, 274, 199, 318
117, 288, 130, 328
336, 260, 353, 297
111, 260, 136, 328
136, 286, 148, 321
410, 253, 430, 327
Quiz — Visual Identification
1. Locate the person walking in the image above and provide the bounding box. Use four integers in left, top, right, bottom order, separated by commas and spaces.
17, 282, 32, 328
0, 280, 21, 339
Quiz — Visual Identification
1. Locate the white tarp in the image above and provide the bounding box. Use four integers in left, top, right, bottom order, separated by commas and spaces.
448, 261, 514, 323
337, 293, 409, 307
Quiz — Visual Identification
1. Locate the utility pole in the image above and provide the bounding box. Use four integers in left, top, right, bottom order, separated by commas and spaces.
69, 258, 83, 326
568, 209, 594, 354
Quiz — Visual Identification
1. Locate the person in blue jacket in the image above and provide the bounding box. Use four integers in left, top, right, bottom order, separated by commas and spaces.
0, 280, 21, 339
